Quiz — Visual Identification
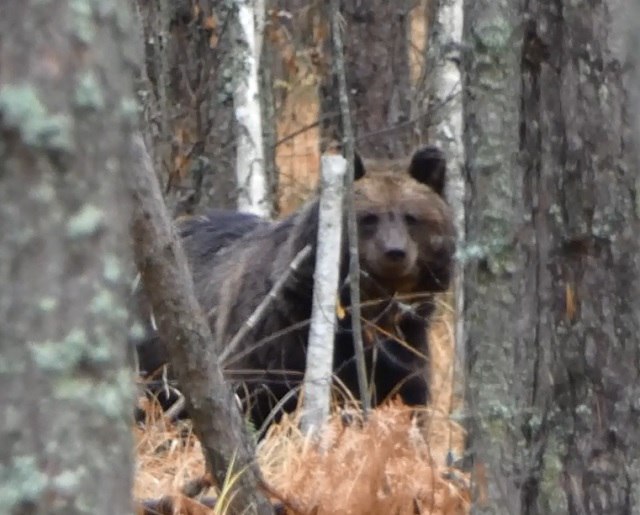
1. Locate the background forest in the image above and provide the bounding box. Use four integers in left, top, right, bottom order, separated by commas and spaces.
1, 0, 639, 514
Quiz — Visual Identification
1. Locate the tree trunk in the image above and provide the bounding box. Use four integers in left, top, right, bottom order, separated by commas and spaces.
319, 0, 419, 158
127, 136, 275, 515
426, 0, 465, 406
136, 0, 254, 216
301, 154, 346, 434
463, 1, 640, 513
233, 0, 269, 217
331, 0, 371, 416
0, 1, 137, 512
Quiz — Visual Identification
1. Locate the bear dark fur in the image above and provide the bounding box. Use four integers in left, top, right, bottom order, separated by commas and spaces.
135, 146, 456, 430
131, 210, 267, 417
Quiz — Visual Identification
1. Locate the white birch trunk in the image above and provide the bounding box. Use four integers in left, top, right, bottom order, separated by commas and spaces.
300, 155, 347, 436
253, 0, 265, 66
427, 0, 465, 400
234, 0, 269, 217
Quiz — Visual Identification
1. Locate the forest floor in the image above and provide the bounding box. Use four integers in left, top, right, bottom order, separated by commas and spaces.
133, 303, 469, 514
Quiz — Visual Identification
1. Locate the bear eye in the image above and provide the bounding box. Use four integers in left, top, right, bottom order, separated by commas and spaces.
404, 214, 420, 225
359, 214, 379, 226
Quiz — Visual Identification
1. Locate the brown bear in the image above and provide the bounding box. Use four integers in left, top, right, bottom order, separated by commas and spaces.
134, 145, 456, 432
131, 210, 268, 419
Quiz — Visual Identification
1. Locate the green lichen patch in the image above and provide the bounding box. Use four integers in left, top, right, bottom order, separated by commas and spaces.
30, 181, 56, 203
539, 435, 569, 513
119, 96, 141, 125
66, 204, 105, 238
473, 16, 514, 52
128, 321, 146, 341
0, 456, 47, 507
29, 328, 111, 372
0, 85, 73, 152
54, 369, 133, 420
71, 0, 96, 44
103, 255, 123, 283
37, 297, 58, 312
89, 289, 128, 322
94, 372, 133, 418
51, 468, 84, 496
74, 71, 105, 110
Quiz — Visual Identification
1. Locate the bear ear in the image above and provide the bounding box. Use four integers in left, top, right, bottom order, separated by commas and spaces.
354, 152, 366, 180
408, 145, 446, 195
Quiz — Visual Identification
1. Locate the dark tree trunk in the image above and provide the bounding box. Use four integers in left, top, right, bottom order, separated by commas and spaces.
137, 0, 254, 216
317, 0, 418, 158
343, 0, 416, 157
463, 1, 640, 513
260, 21, 279, 213
0, 1, 138, 512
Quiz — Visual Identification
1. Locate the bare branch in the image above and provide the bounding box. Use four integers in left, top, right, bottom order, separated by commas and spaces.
126, 134, 274, 515
219, 244, 313, 363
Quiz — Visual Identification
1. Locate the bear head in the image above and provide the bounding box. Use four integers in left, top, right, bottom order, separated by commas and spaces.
352, 146, 456, 299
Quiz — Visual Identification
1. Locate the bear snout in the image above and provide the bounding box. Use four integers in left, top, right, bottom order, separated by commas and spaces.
384, 246, 407, 261
373, 243, 418, 280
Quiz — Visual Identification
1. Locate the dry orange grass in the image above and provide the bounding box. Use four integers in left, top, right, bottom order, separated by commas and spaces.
258, 402, 469, 515
134, 406, 468, 515
134, 401, 206, 501
133, 308, 469, 514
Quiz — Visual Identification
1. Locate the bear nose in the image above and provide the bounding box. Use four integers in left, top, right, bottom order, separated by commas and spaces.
385, 248, 407, 261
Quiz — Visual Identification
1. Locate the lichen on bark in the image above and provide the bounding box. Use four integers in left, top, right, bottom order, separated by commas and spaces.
463, 1, 640, 512
0, 0, 139, 512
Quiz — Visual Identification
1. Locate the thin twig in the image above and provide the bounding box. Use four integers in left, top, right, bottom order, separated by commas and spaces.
274, 119, 323, 148
257, 387, 302, 440
164, 391, 186, 422
331, 0, 370, 417
219, 244, 313, 363
223, 319, 311, 367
